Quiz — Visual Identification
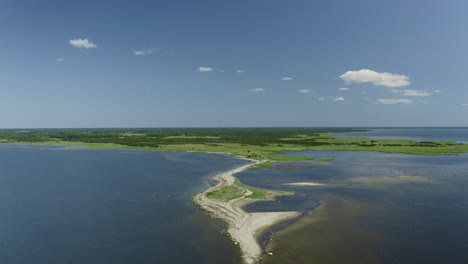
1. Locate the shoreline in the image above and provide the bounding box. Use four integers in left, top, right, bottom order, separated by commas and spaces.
192, 158, 300, 264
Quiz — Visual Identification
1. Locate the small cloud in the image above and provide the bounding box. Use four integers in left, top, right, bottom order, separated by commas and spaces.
133, 48, 156, 56
298, 89, 312, 94
418, 100, 429, 104
391, 89, 432, 96
338, 87, 349, 91
56, 57, 64, 62
219, 70, 225, 73
376, 98, 413, 104
402, 89, 432, 96
198, 66, 213, 72
249, 88, 266, 92
340, 69, 410, 87
434, 89, 442, 93
462, 104, 468, 106
332, 97, 345, 101
318, 97, 325, 101
281, 77, 293, 81
69, 38, 97, 49
237, 70, 245, 73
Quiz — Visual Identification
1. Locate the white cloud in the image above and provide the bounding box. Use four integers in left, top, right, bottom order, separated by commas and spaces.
56, 57, 64, 62
298, 89, 312, 94
340, 69, 410, 87
462, 104, 468, 106
198, 66, 213, 72
237, 70, 245, 73
133, 48, 156, 56
418, 100, 429, 104
391, 89, 432, 96
219, 70, 225, 73
434, 89, 442, 93
281, 77, 293, 81
249, 88, 266, 92
402, 89, 432, 96
376, 98, 413, 104
318, 97, 344, 101
338, 87, 349, 91
69, 38, 97, 49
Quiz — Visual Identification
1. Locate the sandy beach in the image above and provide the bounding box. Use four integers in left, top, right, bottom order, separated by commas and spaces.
193, 160, 300, 264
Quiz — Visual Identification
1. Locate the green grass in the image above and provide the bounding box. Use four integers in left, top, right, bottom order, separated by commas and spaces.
316, 157, 334, 161
248, 161, 275, 170
3, 129, 468, 160
205, 179, 286, 202
206, 184, 245, 201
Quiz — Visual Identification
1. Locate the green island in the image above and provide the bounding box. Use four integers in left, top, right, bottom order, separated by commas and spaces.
2, 128, 468, 161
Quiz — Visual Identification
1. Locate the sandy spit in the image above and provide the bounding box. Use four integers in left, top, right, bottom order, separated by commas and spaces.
192, 160, 300, 264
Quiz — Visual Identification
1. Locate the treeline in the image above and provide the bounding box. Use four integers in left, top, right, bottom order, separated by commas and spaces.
0, 127, 358, 147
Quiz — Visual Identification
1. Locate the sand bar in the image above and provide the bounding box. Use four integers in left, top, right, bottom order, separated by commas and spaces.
193, 160, 300, 264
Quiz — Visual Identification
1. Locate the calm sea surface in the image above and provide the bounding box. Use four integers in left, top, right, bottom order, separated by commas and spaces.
2, 128, 468, 264
336, 127, 468, 143
237, 143, 468, 263
0, 145, 249, 264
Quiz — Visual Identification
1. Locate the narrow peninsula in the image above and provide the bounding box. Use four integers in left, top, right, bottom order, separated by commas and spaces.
192, 159, 299, 264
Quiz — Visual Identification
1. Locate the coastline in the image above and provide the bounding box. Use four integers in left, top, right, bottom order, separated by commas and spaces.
192, 159, 300, 264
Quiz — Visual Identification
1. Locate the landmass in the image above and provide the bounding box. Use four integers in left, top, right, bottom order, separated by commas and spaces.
2, 128, 468, 263
192, 159, 299, 264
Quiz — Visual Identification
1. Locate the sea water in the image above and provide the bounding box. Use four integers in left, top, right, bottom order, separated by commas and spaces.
0, 145, 249, 264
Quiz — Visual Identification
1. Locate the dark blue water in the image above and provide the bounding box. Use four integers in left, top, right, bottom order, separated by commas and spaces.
0, 145, 249, 264
336, 128, 468, 143
237, 151, 468, 264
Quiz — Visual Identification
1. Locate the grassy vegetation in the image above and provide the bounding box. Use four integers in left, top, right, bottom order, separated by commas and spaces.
1, 128, 467, 161
206, 184, 245, 202
316, 158, 334, 161
248, 161, 274, 170
206, 179, 286, 202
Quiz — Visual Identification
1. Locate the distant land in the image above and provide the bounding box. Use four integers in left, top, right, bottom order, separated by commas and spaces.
2, 127, 468, 263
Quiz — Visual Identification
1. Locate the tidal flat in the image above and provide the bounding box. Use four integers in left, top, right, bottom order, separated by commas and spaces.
237, 151, 468, 264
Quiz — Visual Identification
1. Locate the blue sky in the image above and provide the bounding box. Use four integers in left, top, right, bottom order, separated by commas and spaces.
1, 0, 468, 128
